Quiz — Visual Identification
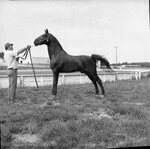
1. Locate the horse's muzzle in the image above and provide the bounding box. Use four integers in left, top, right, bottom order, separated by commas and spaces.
34, 39, 39, 46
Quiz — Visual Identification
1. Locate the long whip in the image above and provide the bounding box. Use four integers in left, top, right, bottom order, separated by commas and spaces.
18, 46, 39, 89
28, 47, 39, 89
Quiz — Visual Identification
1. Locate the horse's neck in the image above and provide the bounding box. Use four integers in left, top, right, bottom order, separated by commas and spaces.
47, 40, 67, 59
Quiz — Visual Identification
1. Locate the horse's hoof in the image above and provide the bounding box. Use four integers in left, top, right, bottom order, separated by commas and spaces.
48, 95, 56, 100
100, 95, 105, 98
95, 94, 105, 99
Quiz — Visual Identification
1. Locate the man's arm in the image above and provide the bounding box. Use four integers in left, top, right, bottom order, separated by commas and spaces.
17, 45, 31, 55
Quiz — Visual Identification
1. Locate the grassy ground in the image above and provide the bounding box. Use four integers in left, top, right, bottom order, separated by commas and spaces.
1, 78, 150, 149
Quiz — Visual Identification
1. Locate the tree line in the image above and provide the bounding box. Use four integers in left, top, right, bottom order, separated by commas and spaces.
111, 62, 150, 68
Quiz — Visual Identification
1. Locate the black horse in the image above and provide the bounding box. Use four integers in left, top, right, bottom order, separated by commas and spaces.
34, 29, 111, 98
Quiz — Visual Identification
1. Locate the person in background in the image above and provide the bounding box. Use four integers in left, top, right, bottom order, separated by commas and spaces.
4, 43, 31, 102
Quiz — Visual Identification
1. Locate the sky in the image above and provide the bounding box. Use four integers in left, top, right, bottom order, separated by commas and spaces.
0, 0, 149, 63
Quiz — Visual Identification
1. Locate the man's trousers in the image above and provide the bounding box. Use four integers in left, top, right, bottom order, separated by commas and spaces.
7, 69, 17, 100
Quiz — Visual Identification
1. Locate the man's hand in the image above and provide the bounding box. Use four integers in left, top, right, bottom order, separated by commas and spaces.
17, 45, 31, 55
27, 45, 31, 50
16, 57, 20, 62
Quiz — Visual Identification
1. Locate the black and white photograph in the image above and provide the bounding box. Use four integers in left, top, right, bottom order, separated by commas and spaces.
0, 0, 150, 148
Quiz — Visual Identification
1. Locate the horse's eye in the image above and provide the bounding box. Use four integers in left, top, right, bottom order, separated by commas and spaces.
43, 35, 47, 39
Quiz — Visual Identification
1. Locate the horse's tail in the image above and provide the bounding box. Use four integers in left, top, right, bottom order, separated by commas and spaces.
91, 54, 112, 70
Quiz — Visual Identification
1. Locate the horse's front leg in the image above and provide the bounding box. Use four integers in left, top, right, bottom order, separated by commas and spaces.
45, 71, 59, 105
52, 71, 59, 96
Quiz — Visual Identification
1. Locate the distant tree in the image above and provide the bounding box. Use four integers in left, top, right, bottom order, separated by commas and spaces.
122, 62, 128, 65
0, 52, 4, 59
140, 62, 150, 68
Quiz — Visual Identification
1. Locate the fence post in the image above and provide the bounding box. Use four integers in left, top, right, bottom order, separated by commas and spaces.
61, 74, 65, 84
131, 72, 133, 80
135, 72, 138, 80
124, 74, 126, 80
115, 73, 118, 81
41, 76, 44, 86
138, 72, 141, 79
80, 75, 82, 83
20, 76, 24, 87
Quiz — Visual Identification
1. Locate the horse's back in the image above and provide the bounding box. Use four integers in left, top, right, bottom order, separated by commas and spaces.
54, 54, 96, 73
69, 55, 96, 73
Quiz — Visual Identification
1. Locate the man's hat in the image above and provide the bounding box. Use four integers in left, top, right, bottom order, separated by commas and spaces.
5, 43, 13, 50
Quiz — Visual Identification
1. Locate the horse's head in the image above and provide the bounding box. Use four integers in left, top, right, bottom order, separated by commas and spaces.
34, 29, 50, 46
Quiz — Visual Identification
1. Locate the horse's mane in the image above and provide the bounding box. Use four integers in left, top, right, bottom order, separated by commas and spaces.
49, 33, 67, 54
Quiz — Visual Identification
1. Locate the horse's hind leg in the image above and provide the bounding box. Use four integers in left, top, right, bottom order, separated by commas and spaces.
96, 75, 105, 96
86, 73, 99, 95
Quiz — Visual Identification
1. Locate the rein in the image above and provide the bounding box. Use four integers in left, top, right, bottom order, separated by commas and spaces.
18, 46, 39, 89
18, 46, 36, 60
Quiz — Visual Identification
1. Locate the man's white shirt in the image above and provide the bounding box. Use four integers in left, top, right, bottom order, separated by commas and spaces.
4, 51, 18, 69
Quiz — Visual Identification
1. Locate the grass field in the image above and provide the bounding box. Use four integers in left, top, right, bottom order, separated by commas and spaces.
1, 77, 150, 148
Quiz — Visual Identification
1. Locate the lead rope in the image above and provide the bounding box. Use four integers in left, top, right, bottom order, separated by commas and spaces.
18, 46, 39, 89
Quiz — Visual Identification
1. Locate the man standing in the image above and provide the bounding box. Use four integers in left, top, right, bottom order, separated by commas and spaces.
4, 43, 31, 102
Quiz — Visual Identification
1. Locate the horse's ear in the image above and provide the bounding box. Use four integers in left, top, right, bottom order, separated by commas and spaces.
45, 29, 49, 34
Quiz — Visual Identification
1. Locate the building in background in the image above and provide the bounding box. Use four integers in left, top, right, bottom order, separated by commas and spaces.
19, 57, 50, 64
30, 57, 50, 64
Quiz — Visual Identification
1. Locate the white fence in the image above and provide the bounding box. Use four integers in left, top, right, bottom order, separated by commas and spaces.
0, 70, 150, 89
